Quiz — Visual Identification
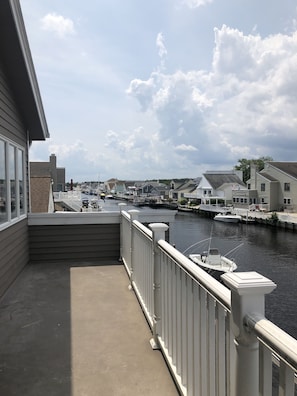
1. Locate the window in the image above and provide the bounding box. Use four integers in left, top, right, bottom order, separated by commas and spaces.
0, 136, 25, 227
247, 183, 251, 190
261, 183, 265, 192
0, 139, 7, 223
284, 183, 290, 192
284, 198, 291, 205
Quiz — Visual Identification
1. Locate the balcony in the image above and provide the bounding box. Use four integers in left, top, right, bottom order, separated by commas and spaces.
0, 210, 297, 395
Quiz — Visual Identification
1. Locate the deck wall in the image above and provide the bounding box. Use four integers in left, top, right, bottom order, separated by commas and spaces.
28, 223, 120, 263
0, 219, 29, 297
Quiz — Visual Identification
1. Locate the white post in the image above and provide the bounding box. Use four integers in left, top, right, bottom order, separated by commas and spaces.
149, 223, 169, 350
118, 203, 127, 262
221, 272, 276, 396
128, 210, 139, 285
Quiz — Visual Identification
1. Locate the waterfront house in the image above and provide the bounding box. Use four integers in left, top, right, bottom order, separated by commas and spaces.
242, 162, 297, 212
136, 181, 170, 199
0, 0, 49, 297
194, 170, 246, 206
169, 178, 200, 201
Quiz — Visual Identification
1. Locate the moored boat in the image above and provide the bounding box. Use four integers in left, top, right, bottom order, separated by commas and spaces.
189, 248, 237, 280
214, 213, 242, 223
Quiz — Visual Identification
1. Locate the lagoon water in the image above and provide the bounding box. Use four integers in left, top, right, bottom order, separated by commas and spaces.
102, 198, 297, 339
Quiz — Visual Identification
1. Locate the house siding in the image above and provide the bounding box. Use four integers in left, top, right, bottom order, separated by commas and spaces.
261, 164, 297, 211
0, 219, 29, 297
28, 224, 120, 263
0, 61, 27, 146
0, 60, 30, 298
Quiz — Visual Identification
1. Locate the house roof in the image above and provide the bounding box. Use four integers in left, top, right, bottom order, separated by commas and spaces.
30, 162, 51, 178
259, 172, 278, 182
266, 162, 297, 180
0, 0, 49, 141
204, 173, 245, 189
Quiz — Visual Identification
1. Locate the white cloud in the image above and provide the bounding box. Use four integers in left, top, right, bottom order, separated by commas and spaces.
181, 0, 213, 8
156, 32, 167, 70
128, 26, 297, 169
40, 13, 75, 37
175, 144, 198, 151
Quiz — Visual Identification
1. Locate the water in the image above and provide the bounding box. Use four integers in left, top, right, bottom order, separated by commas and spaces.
102, 199, 297, 339
170, 211, 297, 339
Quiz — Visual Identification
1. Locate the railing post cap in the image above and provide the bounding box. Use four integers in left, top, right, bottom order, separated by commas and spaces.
221, 271, 276, 296
149, 223, 169, 232
128, 209, 139, 214
118, 203, 127, 207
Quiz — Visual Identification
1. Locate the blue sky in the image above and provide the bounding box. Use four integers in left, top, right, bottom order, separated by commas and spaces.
20, 0, 297, 182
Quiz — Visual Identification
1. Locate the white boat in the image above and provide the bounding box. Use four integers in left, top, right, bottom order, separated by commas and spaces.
214, 213, 242, 223
189, 248, 237, 280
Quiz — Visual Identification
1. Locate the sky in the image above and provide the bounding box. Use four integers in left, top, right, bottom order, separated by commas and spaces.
20, 0, 297, 182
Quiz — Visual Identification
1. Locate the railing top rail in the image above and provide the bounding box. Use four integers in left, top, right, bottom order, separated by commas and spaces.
158, 239, 231, 310
245, 314, 297, 370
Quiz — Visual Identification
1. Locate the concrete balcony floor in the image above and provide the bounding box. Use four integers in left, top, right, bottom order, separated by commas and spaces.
0, 262, 179, 396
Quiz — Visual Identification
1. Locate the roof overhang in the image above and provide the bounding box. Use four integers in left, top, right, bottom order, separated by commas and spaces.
0, 0, 49, 141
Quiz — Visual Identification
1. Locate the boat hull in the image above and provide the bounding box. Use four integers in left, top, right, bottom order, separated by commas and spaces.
214, 214, 241, 223
189, 253, 237, 281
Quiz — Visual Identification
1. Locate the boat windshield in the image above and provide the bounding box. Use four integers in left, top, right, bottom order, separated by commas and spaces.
208, 248, 220, 255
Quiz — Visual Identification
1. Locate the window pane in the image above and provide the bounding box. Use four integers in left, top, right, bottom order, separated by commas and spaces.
18, 149, 24, 215
0, 140, 7, 223
9, 145, 16, 219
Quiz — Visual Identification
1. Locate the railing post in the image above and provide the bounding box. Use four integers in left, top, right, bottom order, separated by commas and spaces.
128, 210, 139, 285
221, 272, 276, 396
149, 223, 169, 350
118, 203, 127, 262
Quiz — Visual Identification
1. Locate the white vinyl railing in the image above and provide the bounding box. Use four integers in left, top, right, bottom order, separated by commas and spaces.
120, 210, 297, 396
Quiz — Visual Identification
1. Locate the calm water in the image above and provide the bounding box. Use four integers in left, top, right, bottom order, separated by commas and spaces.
170, 211, 297, 339
102, 199, 297, 339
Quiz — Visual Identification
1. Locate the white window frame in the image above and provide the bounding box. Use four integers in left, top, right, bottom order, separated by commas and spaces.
0, 135, 26, 231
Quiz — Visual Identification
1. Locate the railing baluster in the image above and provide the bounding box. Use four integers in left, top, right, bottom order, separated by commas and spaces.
200, 288, 208, 395
279, 360, 295, 396
208, 295, 216, 396
216, 304, 226, 396
187, 277, 194, 395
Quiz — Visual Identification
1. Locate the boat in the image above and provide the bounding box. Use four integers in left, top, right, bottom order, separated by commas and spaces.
214, 212, 242, 223
189, 248, 237, 280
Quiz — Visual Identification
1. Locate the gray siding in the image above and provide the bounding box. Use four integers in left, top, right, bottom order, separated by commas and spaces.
0, 61, 26, 146
28, 224, 120, 263
0, 219, 29, 297
0, 60, 30, 298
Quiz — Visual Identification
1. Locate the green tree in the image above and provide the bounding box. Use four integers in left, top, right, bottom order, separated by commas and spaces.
235, 156, 273, 183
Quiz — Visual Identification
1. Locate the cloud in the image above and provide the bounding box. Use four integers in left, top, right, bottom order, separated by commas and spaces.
40, 13, 75, 37
181, 0, 213, 9
156, 32, 167, 70
175, 144, 198, 151
128, 26, 297, 170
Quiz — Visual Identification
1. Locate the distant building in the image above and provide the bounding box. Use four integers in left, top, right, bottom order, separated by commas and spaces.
30, 154, 65, 192
242, 162, 297, 212
30, 176, 54, 213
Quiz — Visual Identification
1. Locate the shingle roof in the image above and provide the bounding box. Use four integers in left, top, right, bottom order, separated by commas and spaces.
30, 162, 50, 177
259, 172, 278, 182
267, 162, 297, 180
204, 173, 245, 189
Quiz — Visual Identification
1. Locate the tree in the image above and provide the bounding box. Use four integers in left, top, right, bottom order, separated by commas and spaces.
235, 156, 273, 183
